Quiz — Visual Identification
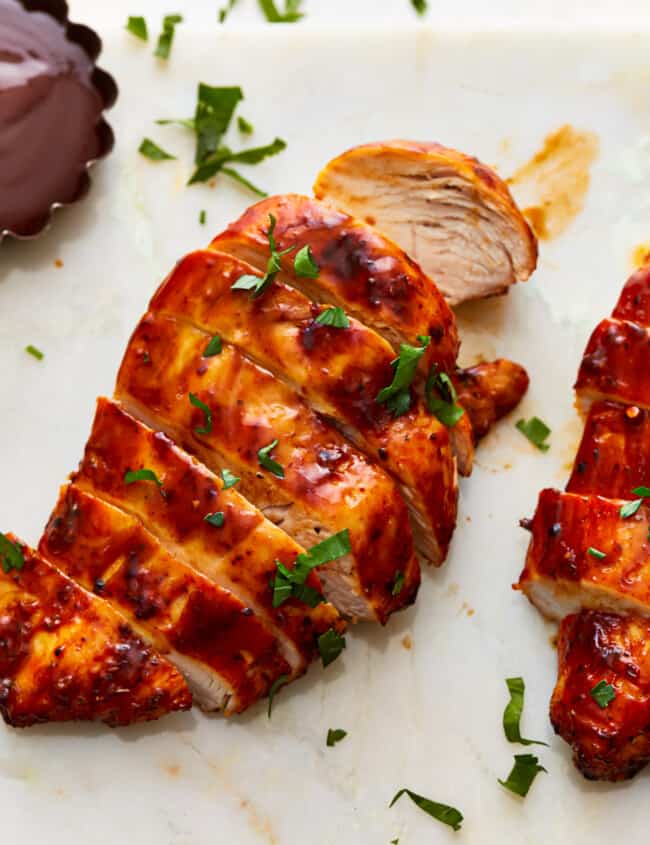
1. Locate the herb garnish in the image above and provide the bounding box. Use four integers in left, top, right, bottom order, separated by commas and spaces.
318, 628, 346, 667
620, 487, 650, 519
502, 677, 548, 746
220, 167, 268, 198
232, 214, 294, 298
204, 512, 225, 528
25, 345, 44, 361
390, 789, 463, 832
189, 393, 213, 435
391, 571, 405, 596
326, 728, 347, 747
189, 137, 286, 185
238, 115, 254, 134
199, 210, 207, 225
124, 468, 163, 488
258, 0, 304, 22
425, 365, 465, 427
218, 0, 239, 22
258, 438, 284, 478
221, 468, 240, 489
0, 533, 24, 574
203, 334, 222, 357
272, 530, 351, 608
498, 754, 546, 797
376, 337, 430, 417
267, 673, 289, 717
590, 680, 616, 709
126, 15, 148, 40
411, 0, 428, 13
314, 307, 349, 329
154, 13, 182, 59
139, 138, 176, 161
294, 245, 319, 278
516, 417, 551, 452
587, 547, 606, 560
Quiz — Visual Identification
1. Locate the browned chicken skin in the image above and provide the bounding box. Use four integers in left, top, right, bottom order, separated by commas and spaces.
0, 536, 191, 727
453, 360, 530, 443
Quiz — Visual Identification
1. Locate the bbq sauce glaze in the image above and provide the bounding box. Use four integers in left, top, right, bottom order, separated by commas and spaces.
0, 0, 114, 237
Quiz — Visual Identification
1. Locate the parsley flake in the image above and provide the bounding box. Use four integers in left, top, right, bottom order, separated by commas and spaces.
425, 366, 465, 428
25, 345, 44, 361
620, 486, 650, 518
376, 338, 430, 417
267, 673, 290, 717
203, 334, 222, 357
390, 789, 463, 832
314, 307, 349, 329
124, 468, 163, 488
238, 115, 254, 134
218, 0, 239, 22
189, 393, 213, 435
232, 214, 293, 298
391, 571, 405, 597
126, 15, 148, 40
516, 417, 551, 452
590, 680, 616, 709
154, 13, 182, 59
139, 138, 176, 161
587, 547, 606, 560
220, 166, 268, 197
411, 0, 428, 13
318, 628, 346, 667
498, 754, 546, 797
221, 468, 240, 489
326, 728, 347, 747
0, 533, 24, 574
294, 245, 319, 279
189, 137, 286, 185
272, 530, 351, 608
258, 0, 304, 22
204, 512, 225, 528
199, 209, 207, 225
258, 438, 284, 478
502, 677, 548, 746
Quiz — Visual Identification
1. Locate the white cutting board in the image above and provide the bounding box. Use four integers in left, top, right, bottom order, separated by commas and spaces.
3, 4, 650, 843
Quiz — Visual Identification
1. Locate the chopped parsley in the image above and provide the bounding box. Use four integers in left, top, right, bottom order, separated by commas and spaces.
314, 307, 349, 329
204, 512, 225, 528
203, 334, 222, 357
587, 547, 606, 560
189, 137, 286, 185
389, 789, 463, 832
232, 214, 293, 298
267, 673, 289, 717
258, 0, 304, 22
124, 468, 163, 488
126, 15, 148, 40
189, 393, 213, 435
139, 138, 176, 161
620, 487, 650, 518
154, 13, 182, 59
376, 337, 430, 417
498, 754, 546, 797
0, 533, 24, 574
218, 0, 239, 22
326, 728, 347, 747
391, 571, 405, 597
272, 530, 351, 608
411, 0, 428, 13
220, 468, 240, 489
220, 166, 268, 198
294, 245, 319, 279
199, 209, 207, 225
238, 115, 254, 134
502, 677, 547, 746
425, 366, 465, 428
590, 680, 616, 709
258, 438, 284, 478
318, 628, 346, 667
516, 417, 551, 452
25, 344, 44, 361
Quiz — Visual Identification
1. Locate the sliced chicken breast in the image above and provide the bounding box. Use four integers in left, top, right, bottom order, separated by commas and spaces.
41, 485, 291, 714
552, 610, 650, 781
313, 141, 538, 306
115, 311, 420, 623
611, 258, 650, 324
0, 535, 191, 727
149, 250, 458, 565
73, 399, 344, 680
452, 359, 530, 443
519, 489, 650, 621
211, 193, 460, 374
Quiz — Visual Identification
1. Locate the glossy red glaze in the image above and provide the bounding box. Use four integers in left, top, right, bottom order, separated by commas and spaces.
612, 262, 650, 326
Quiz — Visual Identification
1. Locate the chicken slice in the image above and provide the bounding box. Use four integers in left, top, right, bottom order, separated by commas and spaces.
115, 311, 420, 623
73, 399, 344, 680
452, 359, 530, 444
211, 193, 460, 374
40, 485, 291, 714
0, 535, 191, 727
611, 258, 650, 324
551, 610, 650, 781
567, 400, 650, 497
313, 141, 538, 306
149, 250, 458, 565
518, 488, 650, 621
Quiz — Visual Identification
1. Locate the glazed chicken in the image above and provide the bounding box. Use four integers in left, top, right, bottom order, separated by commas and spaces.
312, 142, 538, 306
0, 536, 191, 726
519, 258, 650, 780
115, 311, 419, 623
